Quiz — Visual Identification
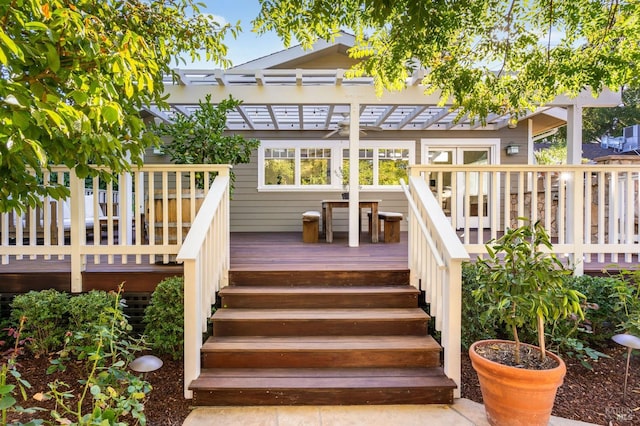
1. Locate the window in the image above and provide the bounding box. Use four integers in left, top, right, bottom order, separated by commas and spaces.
342, 144, 411, 188
259, 140, 413, 190
264, 148, 295, 185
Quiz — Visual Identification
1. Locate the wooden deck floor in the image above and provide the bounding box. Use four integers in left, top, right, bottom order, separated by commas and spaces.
1, 230, 636, 293
230, 232, 408, 271
0, 232, 408, 292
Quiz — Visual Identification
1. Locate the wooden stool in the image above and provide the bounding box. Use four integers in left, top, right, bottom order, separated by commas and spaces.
302, 211, 320, 243
379, 211, 403, 243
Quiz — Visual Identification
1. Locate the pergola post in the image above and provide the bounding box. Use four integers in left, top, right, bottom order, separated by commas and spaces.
348, 101, 360, 247
565, 104, 584, 274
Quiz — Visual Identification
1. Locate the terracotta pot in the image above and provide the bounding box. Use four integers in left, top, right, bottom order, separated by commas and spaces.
469, 339, 566, 426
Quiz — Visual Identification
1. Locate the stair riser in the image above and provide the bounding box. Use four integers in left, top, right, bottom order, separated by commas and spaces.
213, 320, 427, 337
192, 388, 454, 406
220, 294, 419, 309
228, 270, 410, 287
202, 350, 441, 369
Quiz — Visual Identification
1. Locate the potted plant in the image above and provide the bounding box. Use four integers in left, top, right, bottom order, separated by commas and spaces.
469, 219, 584, 426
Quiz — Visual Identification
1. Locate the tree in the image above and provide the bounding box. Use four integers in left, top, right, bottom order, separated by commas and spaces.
582, 87, 640, 143
0, 0, 239, 212
535, 86, 640, 163
254, 0, 640, 125
153, 94, 260, 190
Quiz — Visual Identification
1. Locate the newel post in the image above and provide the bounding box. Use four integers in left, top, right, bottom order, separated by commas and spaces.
69, 170, 86, 293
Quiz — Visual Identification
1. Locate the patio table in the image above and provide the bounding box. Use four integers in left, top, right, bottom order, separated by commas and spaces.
321, 199, 380, 243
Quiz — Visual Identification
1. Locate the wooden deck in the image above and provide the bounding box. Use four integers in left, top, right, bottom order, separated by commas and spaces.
230, 232, 408, 271
0, 232, 408, 293
1, 230, 636, 293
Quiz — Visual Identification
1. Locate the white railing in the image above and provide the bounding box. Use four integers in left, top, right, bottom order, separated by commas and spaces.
177, 173, 230, 399
410, 164, 640, 274
402, 176, 469, 399
0, 164, 231, 292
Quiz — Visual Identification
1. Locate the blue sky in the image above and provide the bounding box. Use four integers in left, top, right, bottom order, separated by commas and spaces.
187, 0, 290, 68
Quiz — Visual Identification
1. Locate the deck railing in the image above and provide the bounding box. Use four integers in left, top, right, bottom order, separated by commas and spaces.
410, 164, 640, 273
177, 173, 230, 399
402, 177, 469, 399
0, 164, 231, 291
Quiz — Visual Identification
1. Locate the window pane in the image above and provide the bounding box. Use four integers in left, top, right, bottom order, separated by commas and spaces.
379, 148, 408, 185
265, 148, 295, 185
359, 149, 374, 185
301, 148, 331, 185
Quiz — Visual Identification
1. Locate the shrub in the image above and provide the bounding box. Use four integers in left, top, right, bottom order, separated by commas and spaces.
461, 262, 504, 349
10, 289, 69, 356
564, 274, 629, 347
68, 290, 119, 336
47, 285, 150, 425
143, 276, 184, 360
56, 289, 137, 368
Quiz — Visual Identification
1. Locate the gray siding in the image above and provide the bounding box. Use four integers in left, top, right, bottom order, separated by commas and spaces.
145, 127, 528, 233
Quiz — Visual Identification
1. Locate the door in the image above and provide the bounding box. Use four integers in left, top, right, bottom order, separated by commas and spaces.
425, 145, 493, 228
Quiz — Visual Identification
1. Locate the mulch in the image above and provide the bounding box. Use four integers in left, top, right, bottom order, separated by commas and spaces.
6, 343, 640, 425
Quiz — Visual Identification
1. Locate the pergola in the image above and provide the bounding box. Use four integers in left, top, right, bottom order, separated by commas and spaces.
145, 66, 621, 246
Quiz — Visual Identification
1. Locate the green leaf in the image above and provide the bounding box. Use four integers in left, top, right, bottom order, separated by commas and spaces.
46, 44, 60, 72
0, 27, 21, 56
0, 394, 17, 410
13, 110, 31, 130
102, 104, 120, 124
0, 384, 16, 395
90, 384, 101, 396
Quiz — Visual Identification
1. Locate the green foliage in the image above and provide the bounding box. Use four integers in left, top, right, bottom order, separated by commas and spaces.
254, 1, 639, 123
1, 317, 45, 425
143, 277, 184, 360
607, 269, 640, 337
47, 285, 149, 425
583, 87, 640, 143
153, 95, 260, 190
563, 275, 630, 347
535, 143, 568, 165
473, 220, 584, 362
0, 0, 239, 213
10, 290, 70, 357
461, 262, 503, 349
67, 290, 119, 337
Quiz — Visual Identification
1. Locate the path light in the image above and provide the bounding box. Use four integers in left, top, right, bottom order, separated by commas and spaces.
130, 355, 163, 376
612, 334, 640, 401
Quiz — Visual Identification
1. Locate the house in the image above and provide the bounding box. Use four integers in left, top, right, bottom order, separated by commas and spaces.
146, 32, 621, 245
1, 32, 636, 406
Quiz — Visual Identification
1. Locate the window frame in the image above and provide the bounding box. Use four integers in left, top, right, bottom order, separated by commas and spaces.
257, 140, 414, 192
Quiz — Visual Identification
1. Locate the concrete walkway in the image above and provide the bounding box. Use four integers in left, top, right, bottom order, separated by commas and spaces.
183, 399, 598, 425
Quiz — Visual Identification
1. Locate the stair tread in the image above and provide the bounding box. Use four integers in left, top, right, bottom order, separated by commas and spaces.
213, 308, 428, 320
203, 335, 440, 351
219, 286, 419, 295
191, 367, 456, 389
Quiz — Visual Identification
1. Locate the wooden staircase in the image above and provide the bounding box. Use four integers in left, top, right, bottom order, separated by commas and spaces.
188, 270, 456, 406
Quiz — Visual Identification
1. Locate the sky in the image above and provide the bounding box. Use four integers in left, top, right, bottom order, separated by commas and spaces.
187, 0, 290, 68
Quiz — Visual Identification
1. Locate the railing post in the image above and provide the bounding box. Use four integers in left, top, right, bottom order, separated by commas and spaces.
443, 261, 462, 399
570, 169, 585, 275
183, 257, 201, 399
70, 170, 85, 292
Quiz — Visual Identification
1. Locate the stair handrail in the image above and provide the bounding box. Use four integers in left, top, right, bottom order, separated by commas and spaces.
400, 179, 445, 269
403, 175, 469, 399
177, 167, 231, 399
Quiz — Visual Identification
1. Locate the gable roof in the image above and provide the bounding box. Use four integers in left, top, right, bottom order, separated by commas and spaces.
231, 32, 358, 70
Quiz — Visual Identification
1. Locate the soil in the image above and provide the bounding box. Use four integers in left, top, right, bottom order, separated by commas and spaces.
6, 343, 640, 426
